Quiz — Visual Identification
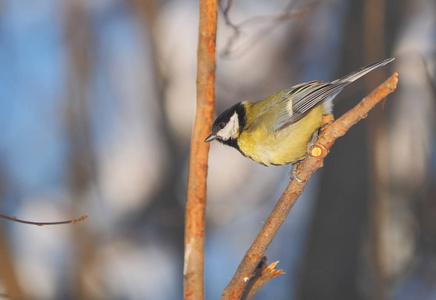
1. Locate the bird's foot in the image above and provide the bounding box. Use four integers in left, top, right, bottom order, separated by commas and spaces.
289, 163, 305, 183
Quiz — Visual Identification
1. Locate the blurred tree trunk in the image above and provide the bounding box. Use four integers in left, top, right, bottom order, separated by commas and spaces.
0, 2, 23, 297
127, 0, 186, 295
63, 1, 100, 298
364, 0, 390, 299
0, 167, 24, 298
297, 1, 369, 299
126, 0, 184, 226
127, 0, 185, 244
0, 230, 23, 298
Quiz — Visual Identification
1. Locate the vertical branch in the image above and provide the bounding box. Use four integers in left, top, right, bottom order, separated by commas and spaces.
184, 0, 218, 299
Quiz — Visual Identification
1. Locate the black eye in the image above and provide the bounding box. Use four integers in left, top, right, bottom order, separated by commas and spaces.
218, 122, 225, 129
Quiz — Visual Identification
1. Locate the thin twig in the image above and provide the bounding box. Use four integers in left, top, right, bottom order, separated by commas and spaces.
184, 0, 218, 299
242, 258, 285, 300
220, 0, 320, 58
0, 213, 89, 226
221, 73, 399, 299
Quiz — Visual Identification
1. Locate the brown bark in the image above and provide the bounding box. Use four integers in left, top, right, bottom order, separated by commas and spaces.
184, 0, 218, 299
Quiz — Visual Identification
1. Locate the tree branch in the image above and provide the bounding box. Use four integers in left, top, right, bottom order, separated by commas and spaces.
221, 72, 399, 299
241, 258, 285, 300
0, 213, 89, 226
184, 0, 218, 299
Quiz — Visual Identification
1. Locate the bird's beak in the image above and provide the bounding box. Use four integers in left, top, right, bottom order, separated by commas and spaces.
204, 133, 217, 142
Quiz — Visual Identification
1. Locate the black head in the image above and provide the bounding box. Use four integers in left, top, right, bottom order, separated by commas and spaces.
204, 102, 246, 146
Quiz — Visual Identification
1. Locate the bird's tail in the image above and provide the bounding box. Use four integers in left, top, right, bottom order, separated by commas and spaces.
334, 57, 395, 84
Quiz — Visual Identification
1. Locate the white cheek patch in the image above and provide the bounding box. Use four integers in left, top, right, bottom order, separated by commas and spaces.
217, 112, 239, 140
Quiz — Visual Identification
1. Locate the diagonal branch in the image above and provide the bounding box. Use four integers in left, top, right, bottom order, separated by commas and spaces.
184, 0, 218, 299
221, 72, 399, 300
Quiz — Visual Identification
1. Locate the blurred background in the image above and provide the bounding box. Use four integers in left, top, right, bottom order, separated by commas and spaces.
0, 0, 435, 299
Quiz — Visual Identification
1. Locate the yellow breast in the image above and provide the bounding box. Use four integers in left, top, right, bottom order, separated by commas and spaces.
237, 103, 327, 166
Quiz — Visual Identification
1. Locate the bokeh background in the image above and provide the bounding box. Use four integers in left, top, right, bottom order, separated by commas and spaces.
0, 0, 435, 299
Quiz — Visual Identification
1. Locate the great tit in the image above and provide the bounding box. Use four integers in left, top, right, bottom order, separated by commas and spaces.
205, 58, 394, 166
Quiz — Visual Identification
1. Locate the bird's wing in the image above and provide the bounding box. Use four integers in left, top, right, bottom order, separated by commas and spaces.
266, 58, 395, 132
271, 80, 348, 131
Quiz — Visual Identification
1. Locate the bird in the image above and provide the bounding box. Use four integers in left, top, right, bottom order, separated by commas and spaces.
205, 58, 394, 167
